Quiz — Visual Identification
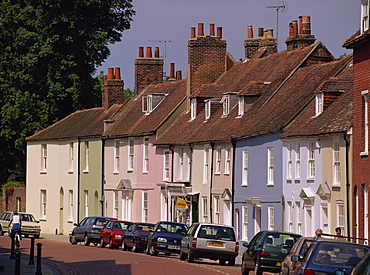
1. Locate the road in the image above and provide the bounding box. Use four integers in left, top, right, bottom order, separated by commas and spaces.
0, 234, 247, 274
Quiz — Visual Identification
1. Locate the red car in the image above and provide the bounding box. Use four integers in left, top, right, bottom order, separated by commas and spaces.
100, 220, 132, 249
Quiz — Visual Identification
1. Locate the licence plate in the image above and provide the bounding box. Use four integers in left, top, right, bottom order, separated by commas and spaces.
208, 241, 224, 247
168, 245, 178, 250
276, 262, 282, 266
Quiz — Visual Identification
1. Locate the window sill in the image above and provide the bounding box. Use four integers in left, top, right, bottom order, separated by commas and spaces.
82, 170, 89, 174
68, 171, 74, 174
267, 183, 274, 187
127, 169, 133, 173
142, 171, 148, 174
214, 172, 221, 175
39, 218, 47, 221
40, 171, 47, 174
113, 172, 119, 175
241, 184, 248, 187
67, 219, 74, 223
360, 151, 368, 157
223, 172, 230, 175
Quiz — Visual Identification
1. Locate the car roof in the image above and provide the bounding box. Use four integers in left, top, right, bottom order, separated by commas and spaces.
192, 222, 234, 228
261, 230, 302, 236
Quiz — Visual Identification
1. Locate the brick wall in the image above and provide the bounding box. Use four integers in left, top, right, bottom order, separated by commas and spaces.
0, 187, 26, 213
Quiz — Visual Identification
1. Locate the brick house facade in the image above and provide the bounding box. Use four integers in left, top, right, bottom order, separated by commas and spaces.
0, 187, 26, 213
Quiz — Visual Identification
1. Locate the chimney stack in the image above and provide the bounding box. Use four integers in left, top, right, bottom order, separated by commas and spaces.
102, 67, 124, 109
210, 23, 215, 36
176, 70, 182, 80
285, 16, 316, 51
244, 26, 263, 59
169, 62, 175, 80
134, 46, 164, 95
198, 23, 204, 36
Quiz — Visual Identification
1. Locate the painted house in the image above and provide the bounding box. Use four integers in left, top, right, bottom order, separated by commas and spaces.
26, 68, 124, 234
280, 65, 353, 237
343, 0, 370, 243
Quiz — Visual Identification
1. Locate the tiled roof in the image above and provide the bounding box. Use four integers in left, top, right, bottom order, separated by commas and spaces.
343, 29, 365, 48
26, 105, 122, 141
103, 80, 187, 138
280, 65, 353, 138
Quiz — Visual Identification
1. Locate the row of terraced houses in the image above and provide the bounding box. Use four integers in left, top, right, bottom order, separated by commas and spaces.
25, 2, 370, 243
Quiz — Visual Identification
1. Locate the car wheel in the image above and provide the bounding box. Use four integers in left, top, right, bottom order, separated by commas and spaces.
84, 235, 90, 246
145, 244, 150, 255
132, 242, 140, 253
149, 245, 158, 256
241, 264, 250, 275
179, 249, 187, 260
100, 238, 106, 248
228, 259, 235, 266
0, 226, 4, 236
122, 242, 129, 251
34, 234, 40, 239
70, 234, 78, 245
187, 251, 195, 263
254, 261, 263, 275
109, 238, 115, 249
219, 259, 226, 265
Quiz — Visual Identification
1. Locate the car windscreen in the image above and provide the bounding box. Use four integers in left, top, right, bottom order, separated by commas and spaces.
20, 214, 36, 222
96, 218, 109, 226
313, 243, 370, 267
264, 233, 300, 247
114, 222, 131, 230
156, 223, 187, 234
198, 225, 235, 241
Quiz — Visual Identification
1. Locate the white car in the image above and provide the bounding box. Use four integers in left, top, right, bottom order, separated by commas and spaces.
179, 222, 239, 265
0, 211, 41, 238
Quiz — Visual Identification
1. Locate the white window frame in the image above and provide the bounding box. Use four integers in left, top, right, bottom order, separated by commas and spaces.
143, 137, 149, 173
242, 150, 248, 186
362, 0, 370, 33
242, 205, 248, 241
214, 196, 220, 224
205, 100, 211, 120
337, 200, 345, 230
41, 190, 47, 219
68, 142, 74, 173
128, 138, 134, 171
191, 98, 197, 120
85, 190, 89, 217
163, 150, 170, 181
223, 95, 230, 116
333, 139, 341, 186
315, 93, 323, 116
308, 141, 315, 179
361, 90, 369, 156
268, 206, 274, 230
287, 142, 292, 180
288, 202, 293, 232
202, 197, 208, 222
215, 147, 221, 174
204, 146, 210, 184
295, 142, 301, 180
296, 202, 302, 235
114, 140, 120, 174
267, 147, 274, 186
84, 141, 89, 172
68, 190, 73, 221
142, 191, 148, 222
224, 147, 230, 174
41, 144, 47, 172
238, 96, 244, 117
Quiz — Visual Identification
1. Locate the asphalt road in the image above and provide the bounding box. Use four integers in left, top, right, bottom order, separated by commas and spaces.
0, 233, 248, 275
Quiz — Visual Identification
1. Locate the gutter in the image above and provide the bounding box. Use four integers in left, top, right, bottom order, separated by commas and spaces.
77, 138, 81, 222
101, 138, 105, 216
210, 142, 215, 223
344, 133, 351, 239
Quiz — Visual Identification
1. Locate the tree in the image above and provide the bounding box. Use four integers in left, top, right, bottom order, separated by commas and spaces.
0, 0, 135, 183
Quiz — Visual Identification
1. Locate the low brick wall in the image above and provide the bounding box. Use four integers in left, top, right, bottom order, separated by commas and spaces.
0, 187, 26, 213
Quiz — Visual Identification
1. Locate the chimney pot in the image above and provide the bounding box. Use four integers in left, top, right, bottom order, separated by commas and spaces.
154, 47, 160, 58
298, 16, 303, 34
217, 27, 222, 39
210, 23, 215, 36
107, 68, 114, 80
258, 27, 264, 37
264, 29, 274, 38
176, 70, 182, 80
138, 46, 144, 57
114, 67, 121, 80
146, 47, 152, 58
301, 16, 311, 34
292, 20, 298, 35
247, 25, 254, 38
198, 23, 204, 36
289, 22, 294, 37
191, 27, 196, 38
170, 63, 175, 79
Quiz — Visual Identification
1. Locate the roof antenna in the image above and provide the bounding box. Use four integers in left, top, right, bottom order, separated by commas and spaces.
148, 39, 173, 78
266, 1, 288, 50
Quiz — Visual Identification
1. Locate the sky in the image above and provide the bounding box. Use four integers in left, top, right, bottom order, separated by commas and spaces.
97, 0, 360, 89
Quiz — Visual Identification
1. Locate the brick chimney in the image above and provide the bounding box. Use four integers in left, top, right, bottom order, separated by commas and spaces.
260, 29, 277, 55
187, 23, 227, 107
244, 26, 263, 59
134, 46, 164, 95
285, 16, 316, 51
102, 67, 124, 109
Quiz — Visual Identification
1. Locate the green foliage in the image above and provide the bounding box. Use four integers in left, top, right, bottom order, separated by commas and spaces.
0, 181, 24, 196
0, 0, 135, 182
335, 53, 347, 60
124, 88, 134, 101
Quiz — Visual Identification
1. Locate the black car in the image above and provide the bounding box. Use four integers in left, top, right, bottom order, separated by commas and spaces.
146, 221, 188, 256
241, 230, 302, 275
122, 222, 155, 252
70, 216, 116, 246
351, 251, 370, 275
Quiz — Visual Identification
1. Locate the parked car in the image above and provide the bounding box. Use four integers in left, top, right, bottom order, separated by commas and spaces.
122, 222, 155, 252
351, 251, 370, 275
280, 236, 314, 275
146, 221, 188, 256
100, 220, 132, 249
179, 222, 239, 266
294, 239, 370, 275
69, 216, 116, 246
0, 211, 41, 238
241, 230, 302, 275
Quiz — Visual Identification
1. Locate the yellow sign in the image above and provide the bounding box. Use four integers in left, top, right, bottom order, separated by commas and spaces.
175, 198, 187, 210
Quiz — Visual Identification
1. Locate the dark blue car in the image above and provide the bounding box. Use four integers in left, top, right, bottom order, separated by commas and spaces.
146, 221, 187, 256
294, 239, 370, 275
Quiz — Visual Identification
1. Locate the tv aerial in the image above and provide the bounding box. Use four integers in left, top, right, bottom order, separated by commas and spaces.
148, 39, 173, 77
266, 1, 288, 50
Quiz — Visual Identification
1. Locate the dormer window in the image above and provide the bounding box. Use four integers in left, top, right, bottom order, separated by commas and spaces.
315, 93, 323, 116
191, 98, 197, 120
238, 96, 244, 117
205, 100, 211, 120
223, 95, 230, 116
362, 0, 370, 33
142, 93, 168, 114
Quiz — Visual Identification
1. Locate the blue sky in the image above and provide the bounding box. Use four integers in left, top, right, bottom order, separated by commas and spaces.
97, 0, 359, 89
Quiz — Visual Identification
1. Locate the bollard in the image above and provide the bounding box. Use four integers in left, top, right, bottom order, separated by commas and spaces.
35, 243, 43, 275
28, 237, 35, 265
15, 251, 21, 275
10, 236, 15, 259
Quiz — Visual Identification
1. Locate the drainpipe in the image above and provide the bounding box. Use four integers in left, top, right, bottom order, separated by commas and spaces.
210, 142, 215, 223
344, 133, 351, 239
231, 140, 236, 229
101, 139, 105, 216
169, 144, 174, 221
77, 138, 81, 222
